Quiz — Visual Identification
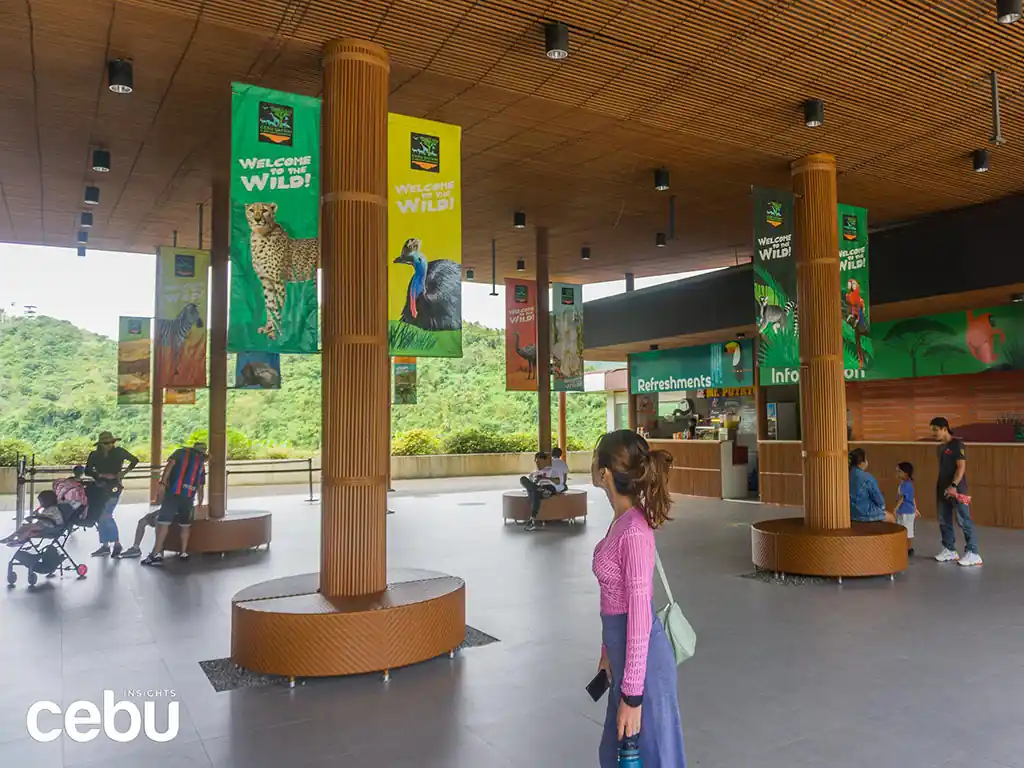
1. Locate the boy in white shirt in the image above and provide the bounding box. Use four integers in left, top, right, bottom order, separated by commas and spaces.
520, 449, 569, 531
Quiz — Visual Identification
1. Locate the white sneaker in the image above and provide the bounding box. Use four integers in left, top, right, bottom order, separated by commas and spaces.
958, 552, 983, 567
934, 548, 960, 562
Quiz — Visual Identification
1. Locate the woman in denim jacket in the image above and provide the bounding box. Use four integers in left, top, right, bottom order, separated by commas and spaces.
849, 448, 887, 522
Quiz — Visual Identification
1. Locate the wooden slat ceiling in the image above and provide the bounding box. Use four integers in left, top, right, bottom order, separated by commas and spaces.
1, 0, 1023, 283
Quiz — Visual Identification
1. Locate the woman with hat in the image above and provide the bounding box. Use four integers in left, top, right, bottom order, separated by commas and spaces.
85, 431, 139, 557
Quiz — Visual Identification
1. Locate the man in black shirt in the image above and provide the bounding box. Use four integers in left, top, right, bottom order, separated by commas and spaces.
85, 431, 139, 557
929, 417, 981, 566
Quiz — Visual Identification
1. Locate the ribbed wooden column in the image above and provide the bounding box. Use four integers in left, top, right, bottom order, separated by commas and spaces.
149, 352, 163, 502
536, 227, 552, 453
557, 391, 567, 453
208, 169, 229, 518
320, 39, 389, 597
792, 153, 849, 530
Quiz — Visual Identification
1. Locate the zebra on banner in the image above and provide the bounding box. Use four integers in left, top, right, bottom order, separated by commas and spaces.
157, 303, 204, 375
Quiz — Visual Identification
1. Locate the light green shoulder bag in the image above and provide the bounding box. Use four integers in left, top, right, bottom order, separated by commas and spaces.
654, 548, 696, 665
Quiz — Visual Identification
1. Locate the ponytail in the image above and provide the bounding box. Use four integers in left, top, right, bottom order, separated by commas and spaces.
637, 448, 674, 529
849, 447, 866, 469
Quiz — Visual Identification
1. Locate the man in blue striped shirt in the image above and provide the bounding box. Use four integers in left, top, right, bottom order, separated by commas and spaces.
141, 442, 207, 566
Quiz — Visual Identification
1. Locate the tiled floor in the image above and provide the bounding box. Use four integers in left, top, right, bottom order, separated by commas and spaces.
2, 477, 1024, 767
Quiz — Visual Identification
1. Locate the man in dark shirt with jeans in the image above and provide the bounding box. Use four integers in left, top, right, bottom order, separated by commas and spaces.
85, 431, 139, 557
930, 417, 981, 567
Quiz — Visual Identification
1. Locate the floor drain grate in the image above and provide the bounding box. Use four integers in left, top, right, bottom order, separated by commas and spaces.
199, 625, 500, 692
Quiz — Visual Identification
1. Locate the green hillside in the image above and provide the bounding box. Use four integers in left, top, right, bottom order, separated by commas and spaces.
0, 316, 609, 460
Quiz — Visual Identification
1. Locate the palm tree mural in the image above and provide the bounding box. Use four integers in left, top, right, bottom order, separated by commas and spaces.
923, 343, 970, 375
881, 318, 952, 377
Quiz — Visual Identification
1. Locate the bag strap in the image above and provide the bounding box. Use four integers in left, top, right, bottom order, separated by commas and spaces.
654, 547, 675, 605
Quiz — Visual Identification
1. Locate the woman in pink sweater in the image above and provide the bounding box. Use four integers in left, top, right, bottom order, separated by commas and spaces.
592, 430, 686, 767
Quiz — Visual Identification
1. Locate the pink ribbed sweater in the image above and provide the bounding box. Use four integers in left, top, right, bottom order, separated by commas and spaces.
592, 506, 655, 696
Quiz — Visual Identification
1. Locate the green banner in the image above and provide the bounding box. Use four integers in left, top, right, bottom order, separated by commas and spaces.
228, 83, 320, 354
753, 188, 798, 384
551, 283, 584, 392
839, 204, 873, 373
630, 339, 754, 395
868, 304, 1024, 380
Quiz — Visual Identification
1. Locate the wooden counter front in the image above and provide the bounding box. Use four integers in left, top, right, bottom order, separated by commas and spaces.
758, 440, 1024, 529
649, 439, 722, 498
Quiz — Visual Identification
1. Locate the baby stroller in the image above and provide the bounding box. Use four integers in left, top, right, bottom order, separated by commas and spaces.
6, 498, 95, 589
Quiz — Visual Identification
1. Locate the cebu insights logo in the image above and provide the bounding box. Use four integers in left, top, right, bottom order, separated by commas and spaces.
27, 690, 179, 743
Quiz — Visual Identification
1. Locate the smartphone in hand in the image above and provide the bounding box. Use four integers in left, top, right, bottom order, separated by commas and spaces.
586, 669, 610, 702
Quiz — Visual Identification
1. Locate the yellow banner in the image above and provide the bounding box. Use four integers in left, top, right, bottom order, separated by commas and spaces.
387, 114, 462, 358
155, 246, 209, 388
164, 388, 196, 405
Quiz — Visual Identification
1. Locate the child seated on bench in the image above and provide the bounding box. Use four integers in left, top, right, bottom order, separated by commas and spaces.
520, 448, 569, 531
3, 491, 64, 546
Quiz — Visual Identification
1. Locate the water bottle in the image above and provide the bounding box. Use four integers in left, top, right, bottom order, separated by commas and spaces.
618, 734, 641, 767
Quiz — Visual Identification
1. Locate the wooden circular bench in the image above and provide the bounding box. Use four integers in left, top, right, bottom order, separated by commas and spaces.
751, 517, 907, 578
162, 510, 272, 554
502, 488, 587, 524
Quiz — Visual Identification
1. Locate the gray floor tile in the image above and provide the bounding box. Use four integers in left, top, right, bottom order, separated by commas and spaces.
3, 480, 1024, 766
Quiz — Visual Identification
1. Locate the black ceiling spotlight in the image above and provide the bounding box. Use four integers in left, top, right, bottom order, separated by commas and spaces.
803, 98, 824, 128
545, 21, 569, 60
973, 148, 990, 173
649, 344, 659, 351
997, 0, 1022, 23
465, 267, 475, 281
736, 332, 746, 339
77, 247, 86, 258
92, 149, 111, 173
107, 58, 133, 94
516, 258, 526, 272
654, 167, 670, 191
656, 232, 667, 248
80, 212, 93, 228
77, 230, 88, 244
513, 210, 527, 229
84, 185, 100, 205
581, 246, 591, 261
1011, 292, 1024, 303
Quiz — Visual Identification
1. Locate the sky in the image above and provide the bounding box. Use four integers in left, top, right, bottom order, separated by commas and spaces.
0, 243, 717, 339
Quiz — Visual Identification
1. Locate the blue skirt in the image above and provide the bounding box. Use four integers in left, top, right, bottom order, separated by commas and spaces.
599, 611, 687, 767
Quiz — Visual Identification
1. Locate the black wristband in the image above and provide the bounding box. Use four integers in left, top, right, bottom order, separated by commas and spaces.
620, 692, 643, 707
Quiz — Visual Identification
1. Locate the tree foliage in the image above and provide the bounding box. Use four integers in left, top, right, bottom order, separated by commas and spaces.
0, 316, 609, 459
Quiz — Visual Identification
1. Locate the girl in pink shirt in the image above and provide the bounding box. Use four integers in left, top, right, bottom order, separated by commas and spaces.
592, 430, 686, 767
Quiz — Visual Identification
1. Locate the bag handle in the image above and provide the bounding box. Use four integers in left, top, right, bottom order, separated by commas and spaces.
654, 547, 675, 605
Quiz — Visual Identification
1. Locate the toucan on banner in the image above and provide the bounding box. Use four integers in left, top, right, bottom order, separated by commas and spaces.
228, 83, 320, 354
387, 114, 463, 358
155, 247, 209, 389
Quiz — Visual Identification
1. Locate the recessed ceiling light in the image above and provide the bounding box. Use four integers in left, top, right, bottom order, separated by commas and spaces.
997, 0, 1022, 24
545, 22, 569, 60
803, 98, 824, 128
973, 148, 990, 173
107, 58, 133, 94
92, 149, 111, 173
